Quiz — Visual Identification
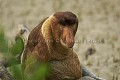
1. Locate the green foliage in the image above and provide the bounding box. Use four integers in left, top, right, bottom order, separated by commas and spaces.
25, 63, 50, 80
24, 53, 50, 80
5, 36, 24, 66
31, 63, 50, 80
7, 56, 20, 67
10, 36, 24, 56
9, 64, 23, 80
0, 27, 9, 53
0, 26, 50, 80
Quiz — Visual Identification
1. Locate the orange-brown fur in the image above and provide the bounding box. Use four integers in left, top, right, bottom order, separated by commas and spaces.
22, 11, 82, 80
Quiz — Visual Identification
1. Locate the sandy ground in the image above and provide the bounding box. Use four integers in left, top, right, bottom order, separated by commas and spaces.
0, 0, 120, 80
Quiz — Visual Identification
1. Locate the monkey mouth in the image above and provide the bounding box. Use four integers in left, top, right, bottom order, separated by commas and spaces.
60, 39, 68, 47
60, 39, 74, 48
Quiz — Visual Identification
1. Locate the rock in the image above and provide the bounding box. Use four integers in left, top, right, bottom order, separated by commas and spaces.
79, 76, 96, 80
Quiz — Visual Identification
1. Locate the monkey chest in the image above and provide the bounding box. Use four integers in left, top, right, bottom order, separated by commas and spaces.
49, 56, 82, 80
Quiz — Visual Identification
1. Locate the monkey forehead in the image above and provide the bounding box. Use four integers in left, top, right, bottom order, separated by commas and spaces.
53, 11, 78, 26
53, 11, 77, 19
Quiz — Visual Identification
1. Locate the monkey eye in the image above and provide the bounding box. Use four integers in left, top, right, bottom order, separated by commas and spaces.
62, 26, 66, 28
59, 18, 66, 26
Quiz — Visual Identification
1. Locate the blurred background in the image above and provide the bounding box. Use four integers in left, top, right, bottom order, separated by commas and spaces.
0, 0, 120, 80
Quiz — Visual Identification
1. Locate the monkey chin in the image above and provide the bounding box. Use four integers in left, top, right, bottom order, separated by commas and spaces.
60, 39, 74, 48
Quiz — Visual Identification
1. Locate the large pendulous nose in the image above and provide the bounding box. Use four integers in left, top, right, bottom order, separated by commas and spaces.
66, 32, 74, 48
62, 27, 75, 48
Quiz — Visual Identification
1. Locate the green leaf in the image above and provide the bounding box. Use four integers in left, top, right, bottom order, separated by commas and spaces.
9, 64, 23, 80
33, 63, 50, 80
10, 36, 24, 56
7, 56, 20, 67
0, 28, 9, 53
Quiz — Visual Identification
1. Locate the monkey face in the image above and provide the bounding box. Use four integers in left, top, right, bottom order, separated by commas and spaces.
60, 25, 77, 48
51, 11, 78, 48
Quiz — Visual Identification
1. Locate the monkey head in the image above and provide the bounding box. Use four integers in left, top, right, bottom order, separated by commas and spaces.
51, 11, 78, 48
